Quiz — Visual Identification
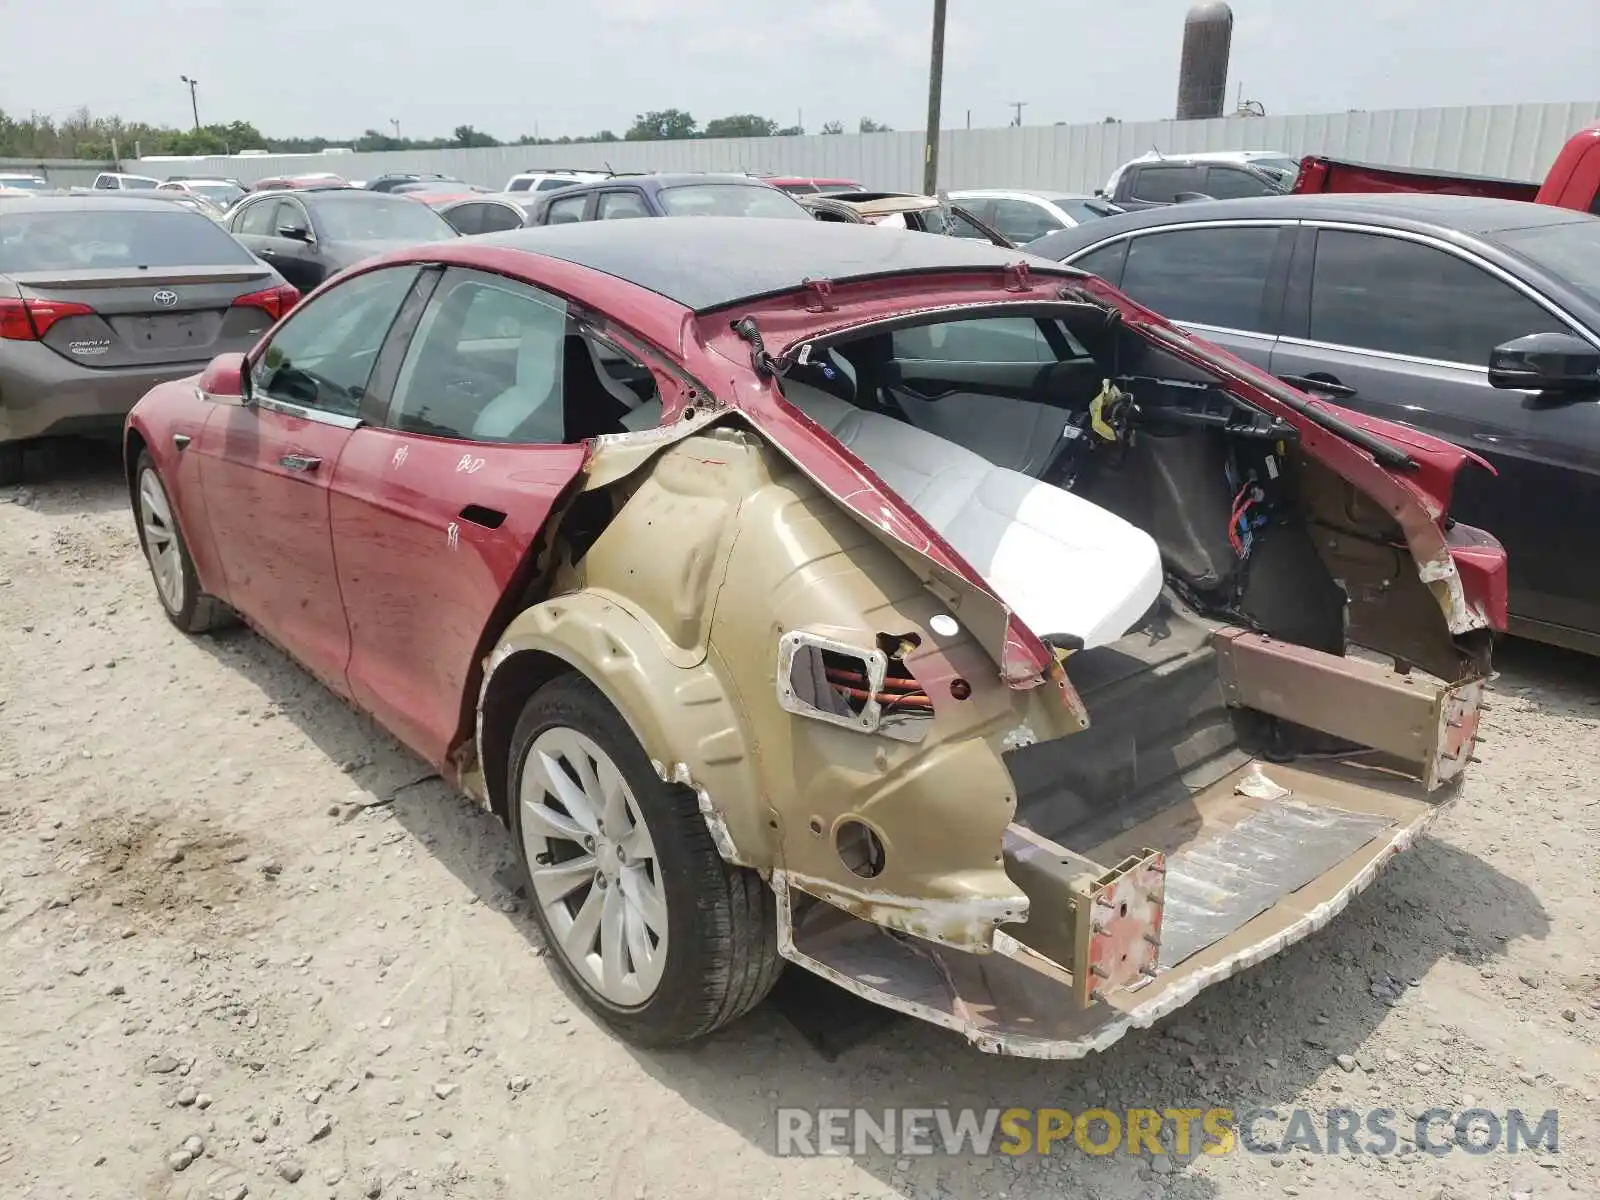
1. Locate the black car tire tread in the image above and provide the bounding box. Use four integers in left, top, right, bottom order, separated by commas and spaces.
508, 673, 781, 1046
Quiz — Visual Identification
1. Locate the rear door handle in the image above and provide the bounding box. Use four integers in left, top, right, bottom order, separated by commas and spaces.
1277, 373, 1358, 399
279, 453, 321, 472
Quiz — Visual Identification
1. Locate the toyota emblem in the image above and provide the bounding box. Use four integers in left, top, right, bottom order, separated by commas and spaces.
152, 289, 179, 308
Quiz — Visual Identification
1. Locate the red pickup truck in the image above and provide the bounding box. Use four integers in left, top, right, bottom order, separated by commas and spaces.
1292, 124, 1600, 214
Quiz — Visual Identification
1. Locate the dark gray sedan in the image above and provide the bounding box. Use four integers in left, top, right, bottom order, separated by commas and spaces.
1029, 193, 1600, 654
0, 195, 297, 484
226, 188, 459, 294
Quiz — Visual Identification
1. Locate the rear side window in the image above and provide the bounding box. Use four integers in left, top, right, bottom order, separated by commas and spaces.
1308, 230, 1566, 365
477, 203, 526, 233
1069, 239, 1129, 285
234, 199, 277, 236
507, 178, 533, 192
443, 203, 483, 236
388, 269, 570, 443
1118, 227, 1280, 331
598, 191, 650, 220
545, 194, 587, 224
0, 209, 257, 272
1130, 165, 1204, 202
537, 178, 579, 191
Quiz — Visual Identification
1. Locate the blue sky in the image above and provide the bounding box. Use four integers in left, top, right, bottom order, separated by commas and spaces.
4, 0, 1597, 139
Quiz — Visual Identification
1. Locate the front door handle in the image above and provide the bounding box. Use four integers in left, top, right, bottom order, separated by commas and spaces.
280, 453, 321, 472
1278, 373, 1358, 399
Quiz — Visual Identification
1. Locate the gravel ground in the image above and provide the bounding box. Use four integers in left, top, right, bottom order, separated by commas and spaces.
1, 444, 1597, 1200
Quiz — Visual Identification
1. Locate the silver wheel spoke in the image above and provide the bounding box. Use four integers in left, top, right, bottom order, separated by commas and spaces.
562, 882, 604, 962
597, 755, 629, 835
530, 854, 597, 905
138, 470, 185, 613
600, 886, 627, 995
620, 867, 667, 937
520, 795, 587, 844
623, 896, 656, 974
535, 745, 600, 835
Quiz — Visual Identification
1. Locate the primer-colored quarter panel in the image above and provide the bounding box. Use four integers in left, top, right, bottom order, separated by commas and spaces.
483, 592, 772, 867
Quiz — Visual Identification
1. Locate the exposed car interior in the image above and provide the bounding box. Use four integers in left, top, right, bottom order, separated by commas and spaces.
775, 304, 1393, 850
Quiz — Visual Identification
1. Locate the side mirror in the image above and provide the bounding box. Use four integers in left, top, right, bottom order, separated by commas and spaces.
278, 224, 312, 242
198, 352, 248, 404
1488, 331, 1600, 393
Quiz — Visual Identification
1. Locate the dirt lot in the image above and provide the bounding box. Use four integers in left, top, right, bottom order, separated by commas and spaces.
1, 445, 1597, 1200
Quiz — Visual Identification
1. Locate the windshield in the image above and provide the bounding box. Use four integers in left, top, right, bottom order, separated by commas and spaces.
188, 182, 245, 205
120, 177, 160, 190
1248, 157, 1301, 188
0, 209, 257, 271
658, 183, 812, 219
1494, 220, 1600, 307
311, 194, 458, 241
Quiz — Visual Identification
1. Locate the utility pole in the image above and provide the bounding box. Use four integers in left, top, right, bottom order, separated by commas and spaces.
391, 118, 401, 140
922, 0, 947, 194
1009, 100, 1027, 127
179, 76, 200, 132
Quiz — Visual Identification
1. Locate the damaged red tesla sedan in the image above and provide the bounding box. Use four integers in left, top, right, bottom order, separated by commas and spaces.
124, 219, 1505, 1056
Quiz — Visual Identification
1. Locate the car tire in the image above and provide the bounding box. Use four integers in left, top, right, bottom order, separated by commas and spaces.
0, 441, 24, 487
508, 673, 781, 1046
133, 451, 234, 634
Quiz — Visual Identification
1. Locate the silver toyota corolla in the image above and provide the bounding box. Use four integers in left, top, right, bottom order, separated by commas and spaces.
0, 194, 297, 484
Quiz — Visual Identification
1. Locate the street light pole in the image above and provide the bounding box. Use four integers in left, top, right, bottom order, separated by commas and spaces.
179, 76, 200, 132
922, 0, 947, 194
391, 119, 401, 140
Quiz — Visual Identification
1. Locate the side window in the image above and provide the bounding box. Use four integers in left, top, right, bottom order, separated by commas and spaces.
93, 175, 114, 190
1201, 167, 1279, 200
443, 204, 484, 236
1119, 227, 1280, 331
985, 198, 1065, 243
250, 267, 418, 417
477, 204, 526, 233
947, 209, 994, 241
1308, 230, 1566, 364
387, 269, 570, 444
1129, 166, 1204, 202
537, 178, 577, 191
545, 194, 587, 225
1069, 239, 1129, 286
272, 199, 309, 235
234, 199, 276, 236
597, 191, 650, 220
892, 316, 1088, 363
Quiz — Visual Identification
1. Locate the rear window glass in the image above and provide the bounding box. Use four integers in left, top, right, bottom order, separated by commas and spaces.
657, 183, 811, 219
0, 209, 257, 272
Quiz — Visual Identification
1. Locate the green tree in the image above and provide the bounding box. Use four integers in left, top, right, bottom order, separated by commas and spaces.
625, 109, 698, 141
820, 120, 845, 135
858, 117, 892, 133
702, 114, 778, 139
452, 125, 500, 148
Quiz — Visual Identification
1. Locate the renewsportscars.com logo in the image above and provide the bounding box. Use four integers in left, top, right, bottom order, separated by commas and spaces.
776, 1106, 1560, 1159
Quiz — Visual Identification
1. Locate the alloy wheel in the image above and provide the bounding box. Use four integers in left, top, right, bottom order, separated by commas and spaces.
519, 726, 670, 1006
138, 467, 186, 615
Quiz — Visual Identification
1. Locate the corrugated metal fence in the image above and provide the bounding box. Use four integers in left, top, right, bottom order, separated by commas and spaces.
2, 157, 112, 188
130, 100, 1600, 194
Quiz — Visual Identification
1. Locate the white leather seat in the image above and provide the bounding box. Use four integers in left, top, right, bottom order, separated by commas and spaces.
472, 325, 564, 442
784, 383, 1164, 649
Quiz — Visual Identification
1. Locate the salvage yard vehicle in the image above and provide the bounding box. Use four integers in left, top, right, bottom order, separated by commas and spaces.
1099, 150, 1298, 209
0, 194, 298, 485
1293, 123, 1600, 214
795, 191, 1014, 246
437, 192, 538, 235
125, 220, 1503, 1056
946, 189, 1125, 244
1030, 193, 1600, 655
524, 173, 812, 225
226, 187, 460, 292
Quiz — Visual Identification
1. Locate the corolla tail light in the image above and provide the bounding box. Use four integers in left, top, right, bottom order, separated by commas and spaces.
0, 296, 96, 340
231, 283, 302, 323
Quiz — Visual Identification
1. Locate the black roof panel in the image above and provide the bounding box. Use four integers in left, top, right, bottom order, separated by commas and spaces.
478, 216, 1072, 312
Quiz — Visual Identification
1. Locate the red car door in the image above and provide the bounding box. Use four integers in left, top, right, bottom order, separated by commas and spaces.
331, 267, 609, 765
196, 265, 421, 693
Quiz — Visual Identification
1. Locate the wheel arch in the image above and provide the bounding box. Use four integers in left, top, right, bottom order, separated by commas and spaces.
477, 592, 773, 869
